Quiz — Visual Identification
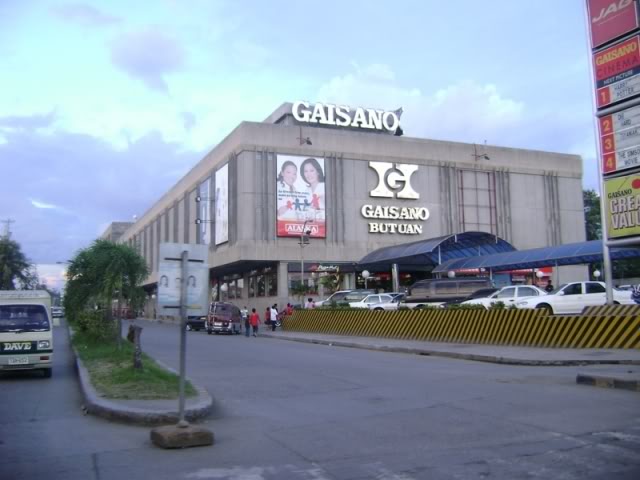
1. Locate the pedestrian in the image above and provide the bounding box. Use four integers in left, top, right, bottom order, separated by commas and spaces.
265, 306, 271, 326
241, 306, 249, 337
270, 304, 278, 331
249, 308, 260, 337
305, 297, 315, 309
545, 281, 554, 293
286, 303, 293, 317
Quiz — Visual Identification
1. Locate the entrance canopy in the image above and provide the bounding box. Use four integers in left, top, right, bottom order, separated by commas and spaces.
359, 231, 516, 267
432, 240, 640, 274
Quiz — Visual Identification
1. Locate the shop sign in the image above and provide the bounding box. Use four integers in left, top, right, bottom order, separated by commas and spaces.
369, 162, 419, 199
587, 0, 639, 48
292, 101, 401, 133
600, 103, 640, 173
604, 172, 640, 237
361, 205, 429, 235
593, 35, 640, 107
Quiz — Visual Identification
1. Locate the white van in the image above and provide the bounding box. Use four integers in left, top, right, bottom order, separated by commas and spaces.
0, 290, 53, 378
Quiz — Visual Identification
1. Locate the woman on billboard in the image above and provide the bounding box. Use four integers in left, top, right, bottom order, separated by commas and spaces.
301, 157, 325, 215
277, 161, 298, 217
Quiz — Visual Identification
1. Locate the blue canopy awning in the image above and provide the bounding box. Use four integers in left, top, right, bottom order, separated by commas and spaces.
359, 231, 516, 267
431, 240, 640, 273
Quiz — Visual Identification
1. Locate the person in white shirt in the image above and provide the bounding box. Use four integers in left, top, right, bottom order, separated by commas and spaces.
270, 304, 278, 331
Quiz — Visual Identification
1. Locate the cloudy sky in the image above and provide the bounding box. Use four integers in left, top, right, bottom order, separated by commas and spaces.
0, 0, 597, 289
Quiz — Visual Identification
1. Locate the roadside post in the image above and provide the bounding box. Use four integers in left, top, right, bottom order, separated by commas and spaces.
150, 243, 213, 449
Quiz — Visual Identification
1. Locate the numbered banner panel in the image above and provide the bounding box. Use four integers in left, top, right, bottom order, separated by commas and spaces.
604, 172, 640, 238
594, 35, 640, 107
600, 104, 640, 173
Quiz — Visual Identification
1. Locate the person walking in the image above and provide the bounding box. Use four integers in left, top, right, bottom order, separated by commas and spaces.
270, 304, 278, 331
249, 308, 260, 337
241, 306, 249, 337
265, 306, 271, 327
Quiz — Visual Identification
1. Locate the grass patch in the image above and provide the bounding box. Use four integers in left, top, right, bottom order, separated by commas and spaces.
71, 330, 197, 400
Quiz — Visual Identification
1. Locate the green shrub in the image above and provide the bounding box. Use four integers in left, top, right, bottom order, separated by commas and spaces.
75, 309, 116, 341
489, 301, 506, 310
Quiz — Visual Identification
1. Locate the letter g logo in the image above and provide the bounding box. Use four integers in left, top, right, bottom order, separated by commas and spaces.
369, 162, 419, 199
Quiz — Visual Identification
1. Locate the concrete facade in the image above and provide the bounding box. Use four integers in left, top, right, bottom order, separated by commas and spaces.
116, 103, 586, 313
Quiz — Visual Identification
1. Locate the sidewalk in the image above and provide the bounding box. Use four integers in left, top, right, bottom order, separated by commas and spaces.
260, 330, 640, 392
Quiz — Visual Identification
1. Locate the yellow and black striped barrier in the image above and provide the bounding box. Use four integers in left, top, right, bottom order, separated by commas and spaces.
582, 304, 640, 316
282, 309, 640, 349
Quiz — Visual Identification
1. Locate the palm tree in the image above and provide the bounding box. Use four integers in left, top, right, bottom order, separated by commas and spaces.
0, 237, 33, 290
65, 240, 149, 346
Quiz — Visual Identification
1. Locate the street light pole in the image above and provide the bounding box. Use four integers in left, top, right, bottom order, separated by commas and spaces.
299, 220, 310, 291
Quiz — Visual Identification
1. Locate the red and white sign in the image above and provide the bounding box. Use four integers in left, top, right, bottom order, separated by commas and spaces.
600, 104, 640, 172
593, 35, 640, 107
588, 0, 639, 48
277, 220, 326, 238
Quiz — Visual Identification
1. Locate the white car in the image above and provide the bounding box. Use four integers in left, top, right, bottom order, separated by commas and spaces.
516, 281, 633, 314
368, 293, 406, 311
462, 285, 547, 309
348, 293, 394, 309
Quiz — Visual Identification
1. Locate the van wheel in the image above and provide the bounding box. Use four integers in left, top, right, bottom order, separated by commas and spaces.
207, 329, 212, 335
613, 301, 620, 305
43, 369, 52, 378
374, 308, 384, 311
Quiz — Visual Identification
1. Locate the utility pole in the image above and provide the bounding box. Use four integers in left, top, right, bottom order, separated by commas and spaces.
1, 219, 15, 239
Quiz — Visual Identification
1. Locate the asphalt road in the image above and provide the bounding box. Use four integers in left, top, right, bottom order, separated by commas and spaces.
1, 320, 639, 480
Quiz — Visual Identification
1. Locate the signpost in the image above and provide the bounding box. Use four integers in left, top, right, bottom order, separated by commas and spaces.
587, 0, 640, 304
151, 243, 213, 449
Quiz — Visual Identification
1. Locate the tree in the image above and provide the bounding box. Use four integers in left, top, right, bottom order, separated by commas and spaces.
0, 237, 33, 290
64, 240, 149, 346
583, 189, 601, 241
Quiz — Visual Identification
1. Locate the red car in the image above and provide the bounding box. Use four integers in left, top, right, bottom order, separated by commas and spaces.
206, 302, 242, 335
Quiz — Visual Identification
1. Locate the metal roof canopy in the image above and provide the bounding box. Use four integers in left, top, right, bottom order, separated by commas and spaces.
432, 240, 640, 274
358, 231, 516, 267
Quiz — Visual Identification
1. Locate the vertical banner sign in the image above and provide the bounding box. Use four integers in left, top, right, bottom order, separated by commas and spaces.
198, 178, 210, 245
276, 154, 326, 238
593, 34, 640, 108
599, 103, 640, 172
587, 0, 640, 48
215, 164, 229, 245
604, 173, 640, 237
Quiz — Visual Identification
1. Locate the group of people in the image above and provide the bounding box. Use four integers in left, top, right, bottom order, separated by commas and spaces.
240, 303, 294, 337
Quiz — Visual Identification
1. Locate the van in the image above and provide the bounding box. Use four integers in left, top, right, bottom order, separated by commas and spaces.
206, 302, 242, 334
404, 278, 493, 307
0, 290, 53, 378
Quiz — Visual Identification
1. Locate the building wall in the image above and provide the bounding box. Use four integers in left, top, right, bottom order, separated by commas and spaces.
118, 117, 586, 309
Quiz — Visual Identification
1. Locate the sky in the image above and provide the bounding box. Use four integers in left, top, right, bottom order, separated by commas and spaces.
0, 0, 598, 291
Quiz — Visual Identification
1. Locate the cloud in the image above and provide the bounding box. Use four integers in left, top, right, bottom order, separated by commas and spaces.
51, 3, 120, 27
316, 63, 596, 171
0, 127, 203, 264
181, 111, 196, 131
110, 28, 186, 92
0, 110, 57, 130
30, 199, 58, 209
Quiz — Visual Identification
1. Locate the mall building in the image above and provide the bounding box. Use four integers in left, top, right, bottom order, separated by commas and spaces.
109, 102, 586, 313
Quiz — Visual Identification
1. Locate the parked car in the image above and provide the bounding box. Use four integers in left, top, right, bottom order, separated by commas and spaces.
368, 293, 406, 311
206, 302, 242, 334
516, 281, 634, 314
462, 285, 547, 309
440, 288, 499, 308
186, 315, 206, 331
347, 293, 394, 309
51, 306, 64, 318
403, 277, 494, 308
315, 289, 376, 306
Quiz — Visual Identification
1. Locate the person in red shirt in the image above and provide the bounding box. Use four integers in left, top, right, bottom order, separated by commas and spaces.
249, 308, 260, 337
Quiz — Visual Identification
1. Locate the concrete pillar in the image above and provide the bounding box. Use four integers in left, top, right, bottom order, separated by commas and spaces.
391, 263, 400, 293
278, 261, 289, 305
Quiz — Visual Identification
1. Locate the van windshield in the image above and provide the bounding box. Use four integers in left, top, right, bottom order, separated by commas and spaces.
0, 305, 50, 332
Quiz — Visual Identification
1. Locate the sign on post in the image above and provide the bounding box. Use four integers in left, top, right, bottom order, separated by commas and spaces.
157, 243, 209, 317
604, 172, 640, 238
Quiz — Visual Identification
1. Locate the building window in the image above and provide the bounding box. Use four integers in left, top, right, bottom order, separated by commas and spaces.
458, 170, 497, 234
267, 271, 277, 296
257, 275, 265, 296
249, 276, 256, 297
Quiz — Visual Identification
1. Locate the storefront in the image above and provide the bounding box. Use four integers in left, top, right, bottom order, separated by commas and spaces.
115, 102, 586, 313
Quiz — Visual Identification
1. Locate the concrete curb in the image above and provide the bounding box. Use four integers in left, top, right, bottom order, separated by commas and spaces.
70, 330, 213, 426
262, 333, 640, 367
576, 373, 640, 392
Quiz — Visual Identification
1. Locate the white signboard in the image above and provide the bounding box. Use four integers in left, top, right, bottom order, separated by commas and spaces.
157, 243, 209, 317
292, 101, 402, 133
215, 164, 229, 245
600, 104, 640, 174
